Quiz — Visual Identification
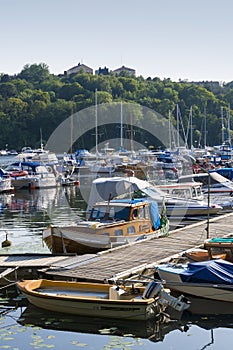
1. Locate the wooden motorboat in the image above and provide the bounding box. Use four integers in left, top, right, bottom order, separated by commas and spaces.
156, 259, 233, 302
17, 279, 189, 320
43, 198, 169, 254
17, 279, 163, 320
184, 248, 227, 262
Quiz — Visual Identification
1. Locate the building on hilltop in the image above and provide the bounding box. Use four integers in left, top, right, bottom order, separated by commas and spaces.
113, 65, 136, 76
95, 66, 109, 75
64, 63, 93, 76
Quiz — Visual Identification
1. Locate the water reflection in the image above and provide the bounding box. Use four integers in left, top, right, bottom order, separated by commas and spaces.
17, 304, 172, 343
15, 302, 233, 345
0, 186, 86, 253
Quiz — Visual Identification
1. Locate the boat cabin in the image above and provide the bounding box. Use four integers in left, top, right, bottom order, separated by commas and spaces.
90, 200, 151, 223
156, 182, 204, 201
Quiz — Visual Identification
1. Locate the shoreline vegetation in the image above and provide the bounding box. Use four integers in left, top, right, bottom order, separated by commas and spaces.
0, 63, 232, 151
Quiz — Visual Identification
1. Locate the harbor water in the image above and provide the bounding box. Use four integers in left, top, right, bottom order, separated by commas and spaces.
0, 157, 233, 348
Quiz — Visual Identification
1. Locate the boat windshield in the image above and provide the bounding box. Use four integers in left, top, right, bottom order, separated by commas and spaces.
90, 205, 130, 221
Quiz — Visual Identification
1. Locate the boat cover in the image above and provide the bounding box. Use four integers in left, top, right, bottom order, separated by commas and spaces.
148, 200, 160, 229
181, 259, 233, 284
87, 177, 165, 212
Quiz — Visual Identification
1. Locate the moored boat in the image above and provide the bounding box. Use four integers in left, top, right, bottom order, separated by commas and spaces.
0, 168, 13, 193
43, 198, 169, 254
4, 161, 58, 189
184, 248, 227, 262
87, 176, 222, 219
17, 279, 164, 320
204, 236, 233, 262
156, 259, 233, 302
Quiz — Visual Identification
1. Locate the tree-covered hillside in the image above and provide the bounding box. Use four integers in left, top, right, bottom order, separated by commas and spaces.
0, 63, 232, 151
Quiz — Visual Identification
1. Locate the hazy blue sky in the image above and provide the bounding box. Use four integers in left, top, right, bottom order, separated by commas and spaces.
1, 0, 233, 82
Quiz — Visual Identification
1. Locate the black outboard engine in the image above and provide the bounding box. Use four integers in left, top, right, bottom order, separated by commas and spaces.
142, 281, 162, 299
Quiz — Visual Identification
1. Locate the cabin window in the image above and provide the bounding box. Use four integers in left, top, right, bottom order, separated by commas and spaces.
132, 209, 138, 219
145, 206, 150, 219
109, 207, 115, 219
114, 207, 130, 221
127, 226, 135, 234
91, 205, 130, 221
138, 207, 144, 219
102, 232, 109, 236
90, 207, 106, 220
114, 229, 123, 236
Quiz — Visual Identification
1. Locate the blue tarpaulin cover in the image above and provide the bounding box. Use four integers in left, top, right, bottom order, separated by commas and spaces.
181, 259, 233, 284
148, 200, 160, 229
111, 198, 161, 229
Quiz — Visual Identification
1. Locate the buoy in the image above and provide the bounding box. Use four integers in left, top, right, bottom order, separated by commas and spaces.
2, 233, 11, 248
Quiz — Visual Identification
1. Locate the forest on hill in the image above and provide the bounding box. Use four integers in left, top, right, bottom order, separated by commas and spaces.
0, 63, 233, 151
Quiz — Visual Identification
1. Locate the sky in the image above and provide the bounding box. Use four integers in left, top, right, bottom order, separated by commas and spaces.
1, 0, 233, 83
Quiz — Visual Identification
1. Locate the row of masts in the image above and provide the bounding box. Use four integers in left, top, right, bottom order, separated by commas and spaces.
169, 104, 232, 150
70, 93, 231, 154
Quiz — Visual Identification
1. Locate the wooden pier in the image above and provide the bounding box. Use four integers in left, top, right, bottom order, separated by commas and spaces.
1, 212, 233, 287
40, 212, 233, 282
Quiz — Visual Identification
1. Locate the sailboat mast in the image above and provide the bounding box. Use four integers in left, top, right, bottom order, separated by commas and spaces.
190, 106, 193, 149
95, 89, 98, 155
70, 111, 73, 155
40, 128, 43, 150
130, 113, 134, 153
120, 101, 123, 149
168, 110, 172, 150
228, 104, 231, 145
204, 106, 207, 149
221, 106, 224, 144
176, 104, 180, 148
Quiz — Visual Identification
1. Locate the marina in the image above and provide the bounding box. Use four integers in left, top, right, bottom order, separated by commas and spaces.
1, 155, 233, 348
0, 211, 233, 286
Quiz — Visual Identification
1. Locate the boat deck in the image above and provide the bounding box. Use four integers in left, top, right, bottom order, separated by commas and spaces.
1, 212, 233, 286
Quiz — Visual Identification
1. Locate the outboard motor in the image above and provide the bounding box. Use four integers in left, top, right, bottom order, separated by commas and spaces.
142, 281, 162, 299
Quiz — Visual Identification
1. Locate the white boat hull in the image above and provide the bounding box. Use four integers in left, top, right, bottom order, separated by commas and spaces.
0, 178, 12, 193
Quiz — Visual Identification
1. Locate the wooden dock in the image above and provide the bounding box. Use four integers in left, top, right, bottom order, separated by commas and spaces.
0, 254, 75, 288
1, 212, 233, 287
39, 212, 233, 283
